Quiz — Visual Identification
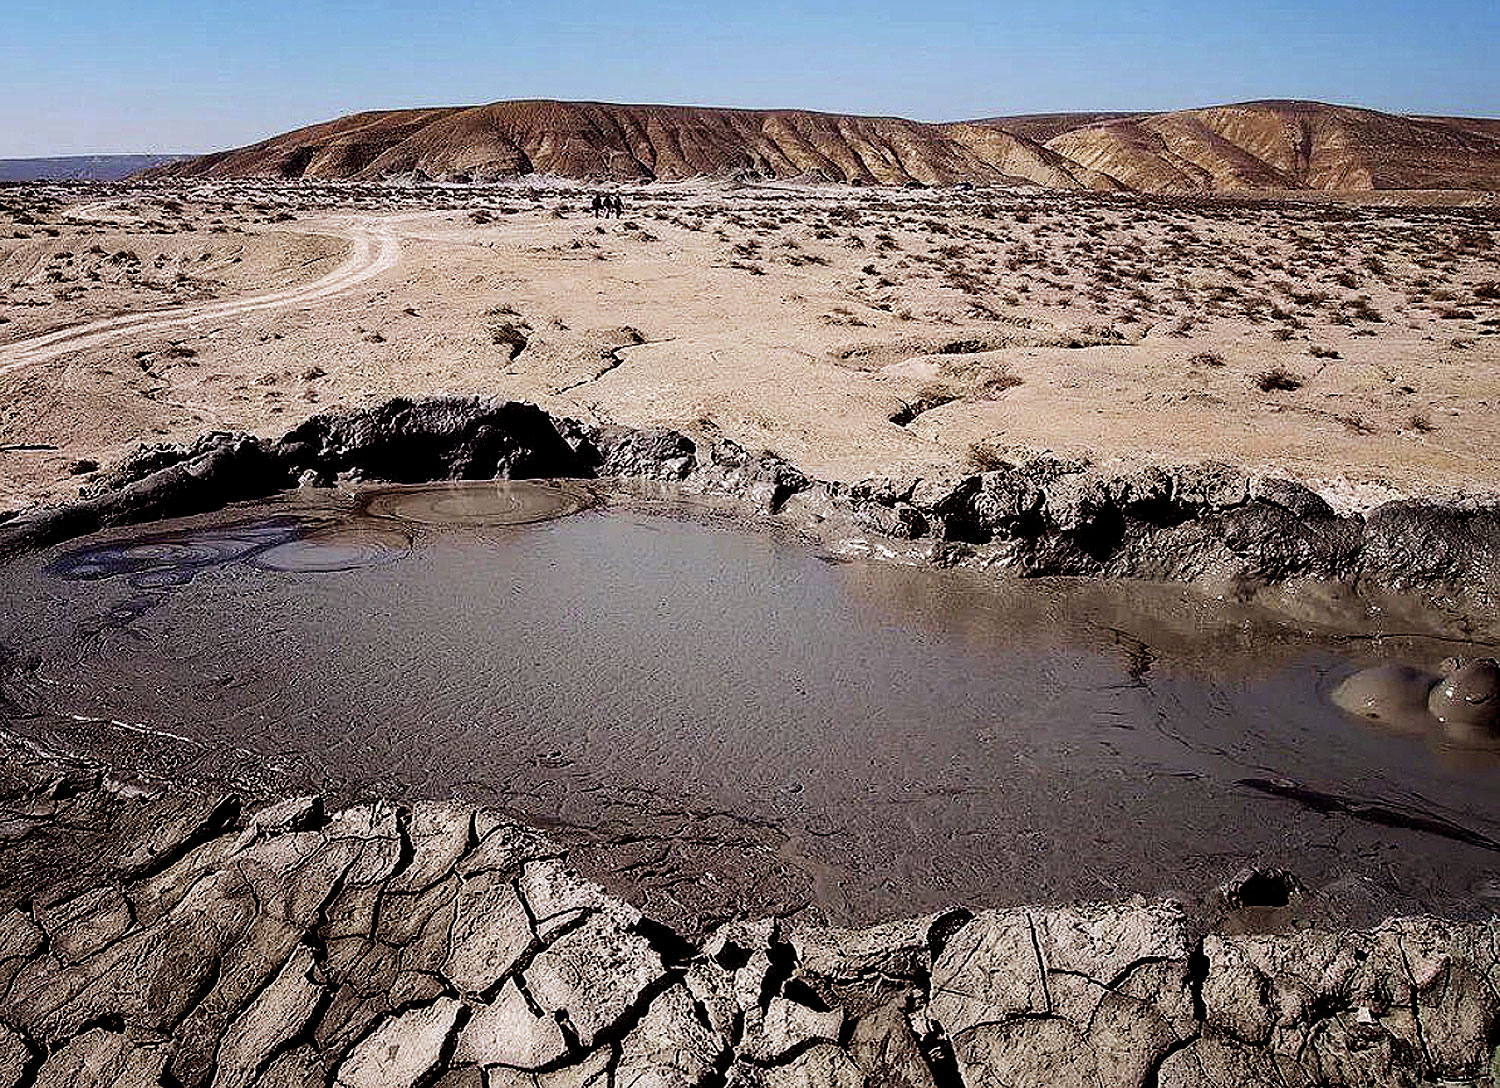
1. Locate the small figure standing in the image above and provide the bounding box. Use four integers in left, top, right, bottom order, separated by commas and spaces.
611, 193, 624, 218
591, 193, 603, 218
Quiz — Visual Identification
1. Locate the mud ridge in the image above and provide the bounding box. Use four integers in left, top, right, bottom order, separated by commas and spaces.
3, 395, 1499, 614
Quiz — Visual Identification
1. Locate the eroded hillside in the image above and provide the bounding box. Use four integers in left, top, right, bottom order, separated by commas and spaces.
144, 98, 1500, 195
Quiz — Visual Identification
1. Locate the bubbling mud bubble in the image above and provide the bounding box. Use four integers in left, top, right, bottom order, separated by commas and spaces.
1330, 663, 1440, 730
249, 525, 413, 573
361, 480, 593, 528
1430, 659, 1500, 729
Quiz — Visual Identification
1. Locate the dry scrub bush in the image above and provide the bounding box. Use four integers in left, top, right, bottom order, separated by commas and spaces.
965, 441, 1009, 471
1255, 367, 1304, 392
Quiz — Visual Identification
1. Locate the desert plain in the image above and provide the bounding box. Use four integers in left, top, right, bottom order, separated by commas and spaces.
2, 176, 1497, 515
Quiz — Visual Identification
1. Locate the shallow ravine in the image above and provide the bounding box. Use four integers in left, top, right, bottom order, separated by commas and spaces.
2, 480, 1499, 934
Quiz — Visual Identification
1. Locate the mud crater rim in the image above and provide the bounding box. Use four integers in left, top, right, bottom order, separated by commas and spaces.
7, 480, 1500, 929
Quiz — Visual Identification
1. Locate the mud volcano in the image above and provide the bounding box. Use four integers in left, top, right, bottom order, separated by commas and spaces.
4, 479, 1500, 934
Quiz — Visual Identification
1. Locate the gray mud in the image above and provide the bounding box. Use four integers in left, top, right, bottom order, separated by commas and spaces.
4, 480, 1500, 932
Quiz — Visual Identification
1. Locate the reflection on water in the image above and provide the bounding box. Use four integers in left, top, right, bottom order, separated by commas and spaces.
5, 480, 1500, 927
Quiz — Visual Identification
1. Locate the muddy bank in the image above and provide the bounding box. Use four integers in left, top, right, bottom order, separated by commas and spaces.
1, 753, 1499, 1088
7, 484, 1500, 932
3, 395, 1499, 618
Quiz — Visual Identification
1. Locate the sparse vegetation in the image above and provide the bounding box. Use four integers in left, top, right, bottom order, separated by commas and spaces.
484, 307, 530, 359
965, 441, 1009, 471
1255, 367, 1304, 392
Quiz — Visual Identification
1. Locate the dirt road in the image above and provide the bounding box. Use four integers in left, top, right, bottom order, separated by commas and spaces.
0, 215, 402, 376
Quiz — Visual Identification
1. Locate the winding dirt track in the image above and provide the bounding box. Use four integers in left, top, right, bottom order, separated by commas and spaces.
0, 216, 403, 376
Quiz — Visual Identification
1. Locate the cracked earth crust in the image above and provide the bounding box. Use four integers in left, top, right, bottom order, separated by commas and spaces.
3, 749, 1500, 1088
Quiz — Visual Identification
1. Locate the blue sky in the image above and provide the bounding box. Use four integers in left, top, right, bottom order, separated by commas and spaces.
3, 0, 1498, 156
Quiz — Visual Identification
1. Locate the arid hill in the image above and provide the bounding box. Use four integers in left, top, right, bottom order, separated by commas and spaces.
1037, 100, 1500, 193
143, 100, 1078, 189
144, 98, 1500, 194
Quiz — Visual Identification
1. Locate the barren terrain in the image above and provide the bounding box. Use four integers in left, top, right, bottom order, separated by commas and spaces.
5, 170, 1500, 1088
2, 177, 1497, 513
143, 98, 1500, 195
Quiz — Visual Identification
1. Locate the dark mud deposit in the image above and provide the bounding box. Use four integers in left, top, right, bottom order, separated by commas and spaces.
5, 479, 1500, 932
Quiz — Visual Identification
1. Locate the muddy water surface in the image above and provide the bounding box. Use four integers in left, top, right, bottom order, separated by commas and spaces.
3, 481, 1500, 930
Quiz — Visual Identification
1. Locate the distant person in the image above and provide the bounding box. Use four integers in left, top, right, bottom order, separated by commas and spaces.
611, 193, 624, 218
591, 193, 603, 218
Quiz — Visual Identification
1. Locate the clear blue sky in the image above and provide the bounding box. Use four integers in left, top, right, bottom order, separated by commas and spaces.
3, 0, 1498, 156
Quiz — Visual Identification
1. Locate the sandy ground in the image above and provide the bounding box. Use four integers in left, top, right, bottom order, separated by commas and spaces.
1, 178, 1497, 511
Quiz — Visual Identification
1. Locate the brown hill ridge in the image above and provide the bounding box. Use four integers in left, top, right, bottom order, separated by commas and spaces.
146, 98, 1500, 194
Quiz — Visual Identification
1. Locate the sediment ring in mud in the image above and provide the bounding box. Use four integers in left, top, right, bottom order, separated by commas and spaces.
247, 524, 415, 573
361, 478, 595, 527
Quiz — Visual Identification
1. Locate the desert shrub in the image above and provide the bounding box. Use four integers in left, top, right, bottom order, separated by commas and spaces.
1080, 325, 1126, 343
1255, 367, 1303, 392
1188, 350, 1225, 366
1308, 345, 1340, 359
965, 442, 1008, 471
484, 307, 529, 359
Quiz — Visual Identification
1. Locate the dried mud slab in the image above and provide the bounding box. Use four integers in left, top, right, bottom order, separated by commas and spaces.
2, 758, 1500, 1088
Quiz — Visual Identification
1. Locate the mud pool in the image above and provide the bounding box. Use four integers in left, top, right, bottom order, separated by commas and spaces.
3, 480, 1500, 931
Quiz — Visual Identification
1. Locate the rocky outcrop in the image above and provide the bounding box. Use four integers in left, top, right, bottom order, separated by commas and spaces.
1, 755, 1499, 1088
272, 397, 588, 485
5, 396, 1498, 612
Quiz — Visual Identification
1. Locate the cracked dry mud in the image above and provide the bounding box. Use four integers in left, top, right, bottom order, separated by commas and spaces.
3, 761, 1500, 1088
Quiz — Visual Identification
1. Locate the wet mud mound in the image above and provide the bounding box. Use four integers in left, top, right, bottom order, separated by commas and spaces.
5, 395, 1500, 617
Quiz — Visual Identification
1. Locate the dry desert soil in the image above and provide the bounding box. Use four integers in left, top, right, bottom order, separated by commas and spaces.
1, 176, 1497, 514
